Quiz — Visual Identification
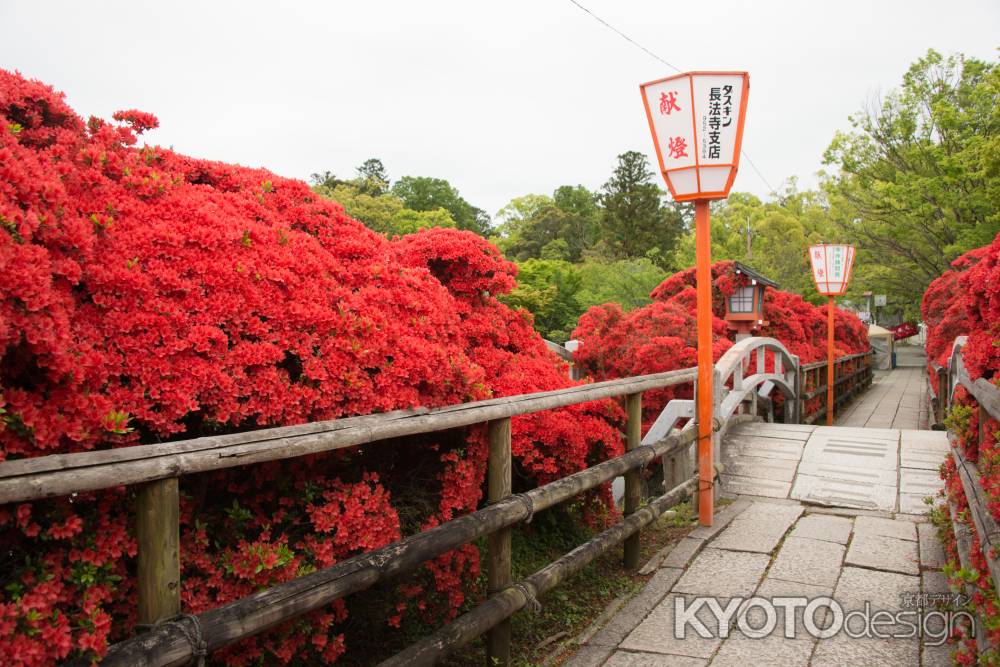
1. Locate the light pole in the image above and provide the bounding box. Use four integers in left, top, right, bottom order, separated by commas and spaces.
641, 71, 750, 526
808, 244, 856, 426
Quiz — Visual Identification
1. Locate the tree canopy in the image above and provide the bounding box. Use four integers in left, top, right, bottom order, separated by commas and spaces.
823, 49, 1000, 318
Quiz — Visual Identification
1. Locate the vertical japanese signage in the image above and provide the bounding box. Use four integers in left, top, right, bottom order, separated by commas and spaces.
809, 244, 856, 296
640, 72, 749, 201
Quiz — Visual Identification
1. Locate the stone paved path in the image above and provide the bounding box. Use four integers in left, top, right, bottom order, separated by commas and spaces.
567, 499, 951, 667
567, 360, 952, 667
720, 422, 948, 515
836, 366, 930, 430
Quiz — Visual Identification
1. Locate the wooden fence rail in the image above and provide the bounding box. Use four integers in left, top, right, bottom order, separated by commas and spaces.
937, 336, 1000, 648
799, 351, 874, 424
0, 337, 874, 666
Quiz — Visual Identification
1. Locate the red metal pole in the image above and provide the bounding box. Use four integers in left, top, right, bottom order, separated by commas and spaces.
827, 295, 835, 426
695, 200, 714, 526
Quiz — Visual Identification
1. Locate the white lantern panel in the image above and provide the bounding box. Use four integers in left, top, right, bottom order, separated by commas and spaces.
691, 74, 746, 166
730, 286, 754, 313
809, 244, 856, 295
667, 168, 699, 197
643, 75, 696, 171
697, 166, 731, 193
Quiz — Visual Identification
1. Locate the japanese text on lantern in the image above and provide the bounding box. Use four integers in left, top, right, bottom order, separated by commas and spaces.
706, 85, 733, 160
659, 91, 681, 115
668, 136, 688, 159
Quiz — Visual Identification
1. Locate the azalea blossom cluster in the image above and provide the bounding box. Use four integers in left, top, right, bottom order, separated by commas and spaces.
572, 260, 870, 427
924, 232, 1000, 665
0, 71, 624, 664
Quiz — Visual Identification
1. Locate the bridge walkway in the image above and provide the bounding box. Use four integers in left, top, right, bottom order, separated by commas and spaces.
567, 359, 951, 667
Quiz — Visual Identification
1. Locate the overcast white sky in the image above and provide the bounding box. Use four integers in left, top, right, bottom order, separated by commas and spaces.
2, 1, 997, 217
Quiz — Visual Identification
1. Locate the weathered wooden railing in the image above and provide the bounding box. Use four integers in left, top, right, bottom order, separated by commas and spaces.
798, 350, 874, 424
0, 336, 874, 666
937, 337, 1000, 616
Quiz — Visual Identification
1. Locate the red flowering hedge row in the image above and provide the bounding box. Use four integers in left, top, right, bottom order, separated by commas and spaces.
572, 260, 870, 428
925, 232, 1000, 664
0, 71, 625, 664
923, 232, 1000, 380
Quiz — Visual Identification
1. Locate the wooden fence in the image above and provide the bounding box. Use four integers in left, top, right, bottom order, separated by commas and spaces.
935, 336, 1000, 653
798, 351, 874, 424
0, 338, 873, 666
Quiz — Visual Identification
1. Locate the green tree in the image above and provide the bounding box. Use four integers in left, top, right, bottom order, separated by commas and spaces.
576, 258, 667, 312
502, 259, 583, 342
388, 207, 456, 235
493, 187, 600, 263
312, 182, 455, 237
355, 158, 390, 196
598, 151, 685, 269
391, 176, 490, 235
823, 49, 1000, 317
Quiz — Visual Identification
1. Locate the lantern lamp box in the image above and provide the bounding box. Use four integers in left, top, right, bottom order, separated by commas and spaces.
640, 71, 750, 202
808, 244, 856, 296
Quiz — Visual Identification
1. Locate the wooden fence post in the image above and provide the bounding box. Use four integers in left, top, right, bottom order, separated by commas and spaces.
486, 417, 512, 666
136, 477, 180, 626
937, 367, 949, 423
623, 393, 642, 569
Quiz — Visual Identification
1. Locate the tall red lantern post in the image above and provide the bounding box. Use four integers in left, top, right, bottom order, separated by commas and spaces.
808, 244, 857, 425
640, 72, 750, 526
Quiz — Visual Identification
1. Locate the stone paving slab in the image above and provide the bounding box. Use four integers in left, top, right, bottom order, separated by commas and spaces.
750, 578, 835, 636
721, 454, 798, 482
833, 566, 920, 613
923, 641, 953, 667
605, 650, 707, 666
661, 537, 705, 570
788, 513, 853, 544
801, 428, 900, 470
563, 645, 614, 667
766, 536, 845, 588
688, 498, 753, 540
672, 548, 770, 597
854, 515, 917, 541
588, 568, 683, 647
810, 634, 920, 666
899, 467, 941, 498
899, 493, 930, 515
922, 570, 949, 595
725, 436, 807, 461
709, 502, 804, 553
795, 460, 897, 486
711, 634, 815, 667
718, 474, 790, 499
900, 446, 950, 470
844, 532, 920, 575
620, 593, 725, 659
736, 422, 816, 436
790, 474, 897, 511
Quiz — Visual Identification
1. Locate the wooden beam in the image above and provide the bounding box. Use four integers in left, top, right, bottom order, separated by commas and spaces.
623, 393, 642, 569
950, 444, 1000, 594
486, 418, 512, 666
136, 478, 180, 625
0, 368, 697, 505
378, 476, 698, 667
87, 428, 696, 667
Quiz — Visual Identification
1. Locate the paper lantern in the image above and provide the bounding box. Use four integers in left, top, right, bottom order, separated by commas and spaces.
809, 244, 856, 296
640, 71, 749, 202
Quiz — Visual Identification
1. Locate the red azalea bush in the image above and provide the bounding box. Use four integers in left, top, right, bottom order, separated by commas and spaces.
0, 71, 624, 664
925, 232, 1000, 666
573, 260, 870, 428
